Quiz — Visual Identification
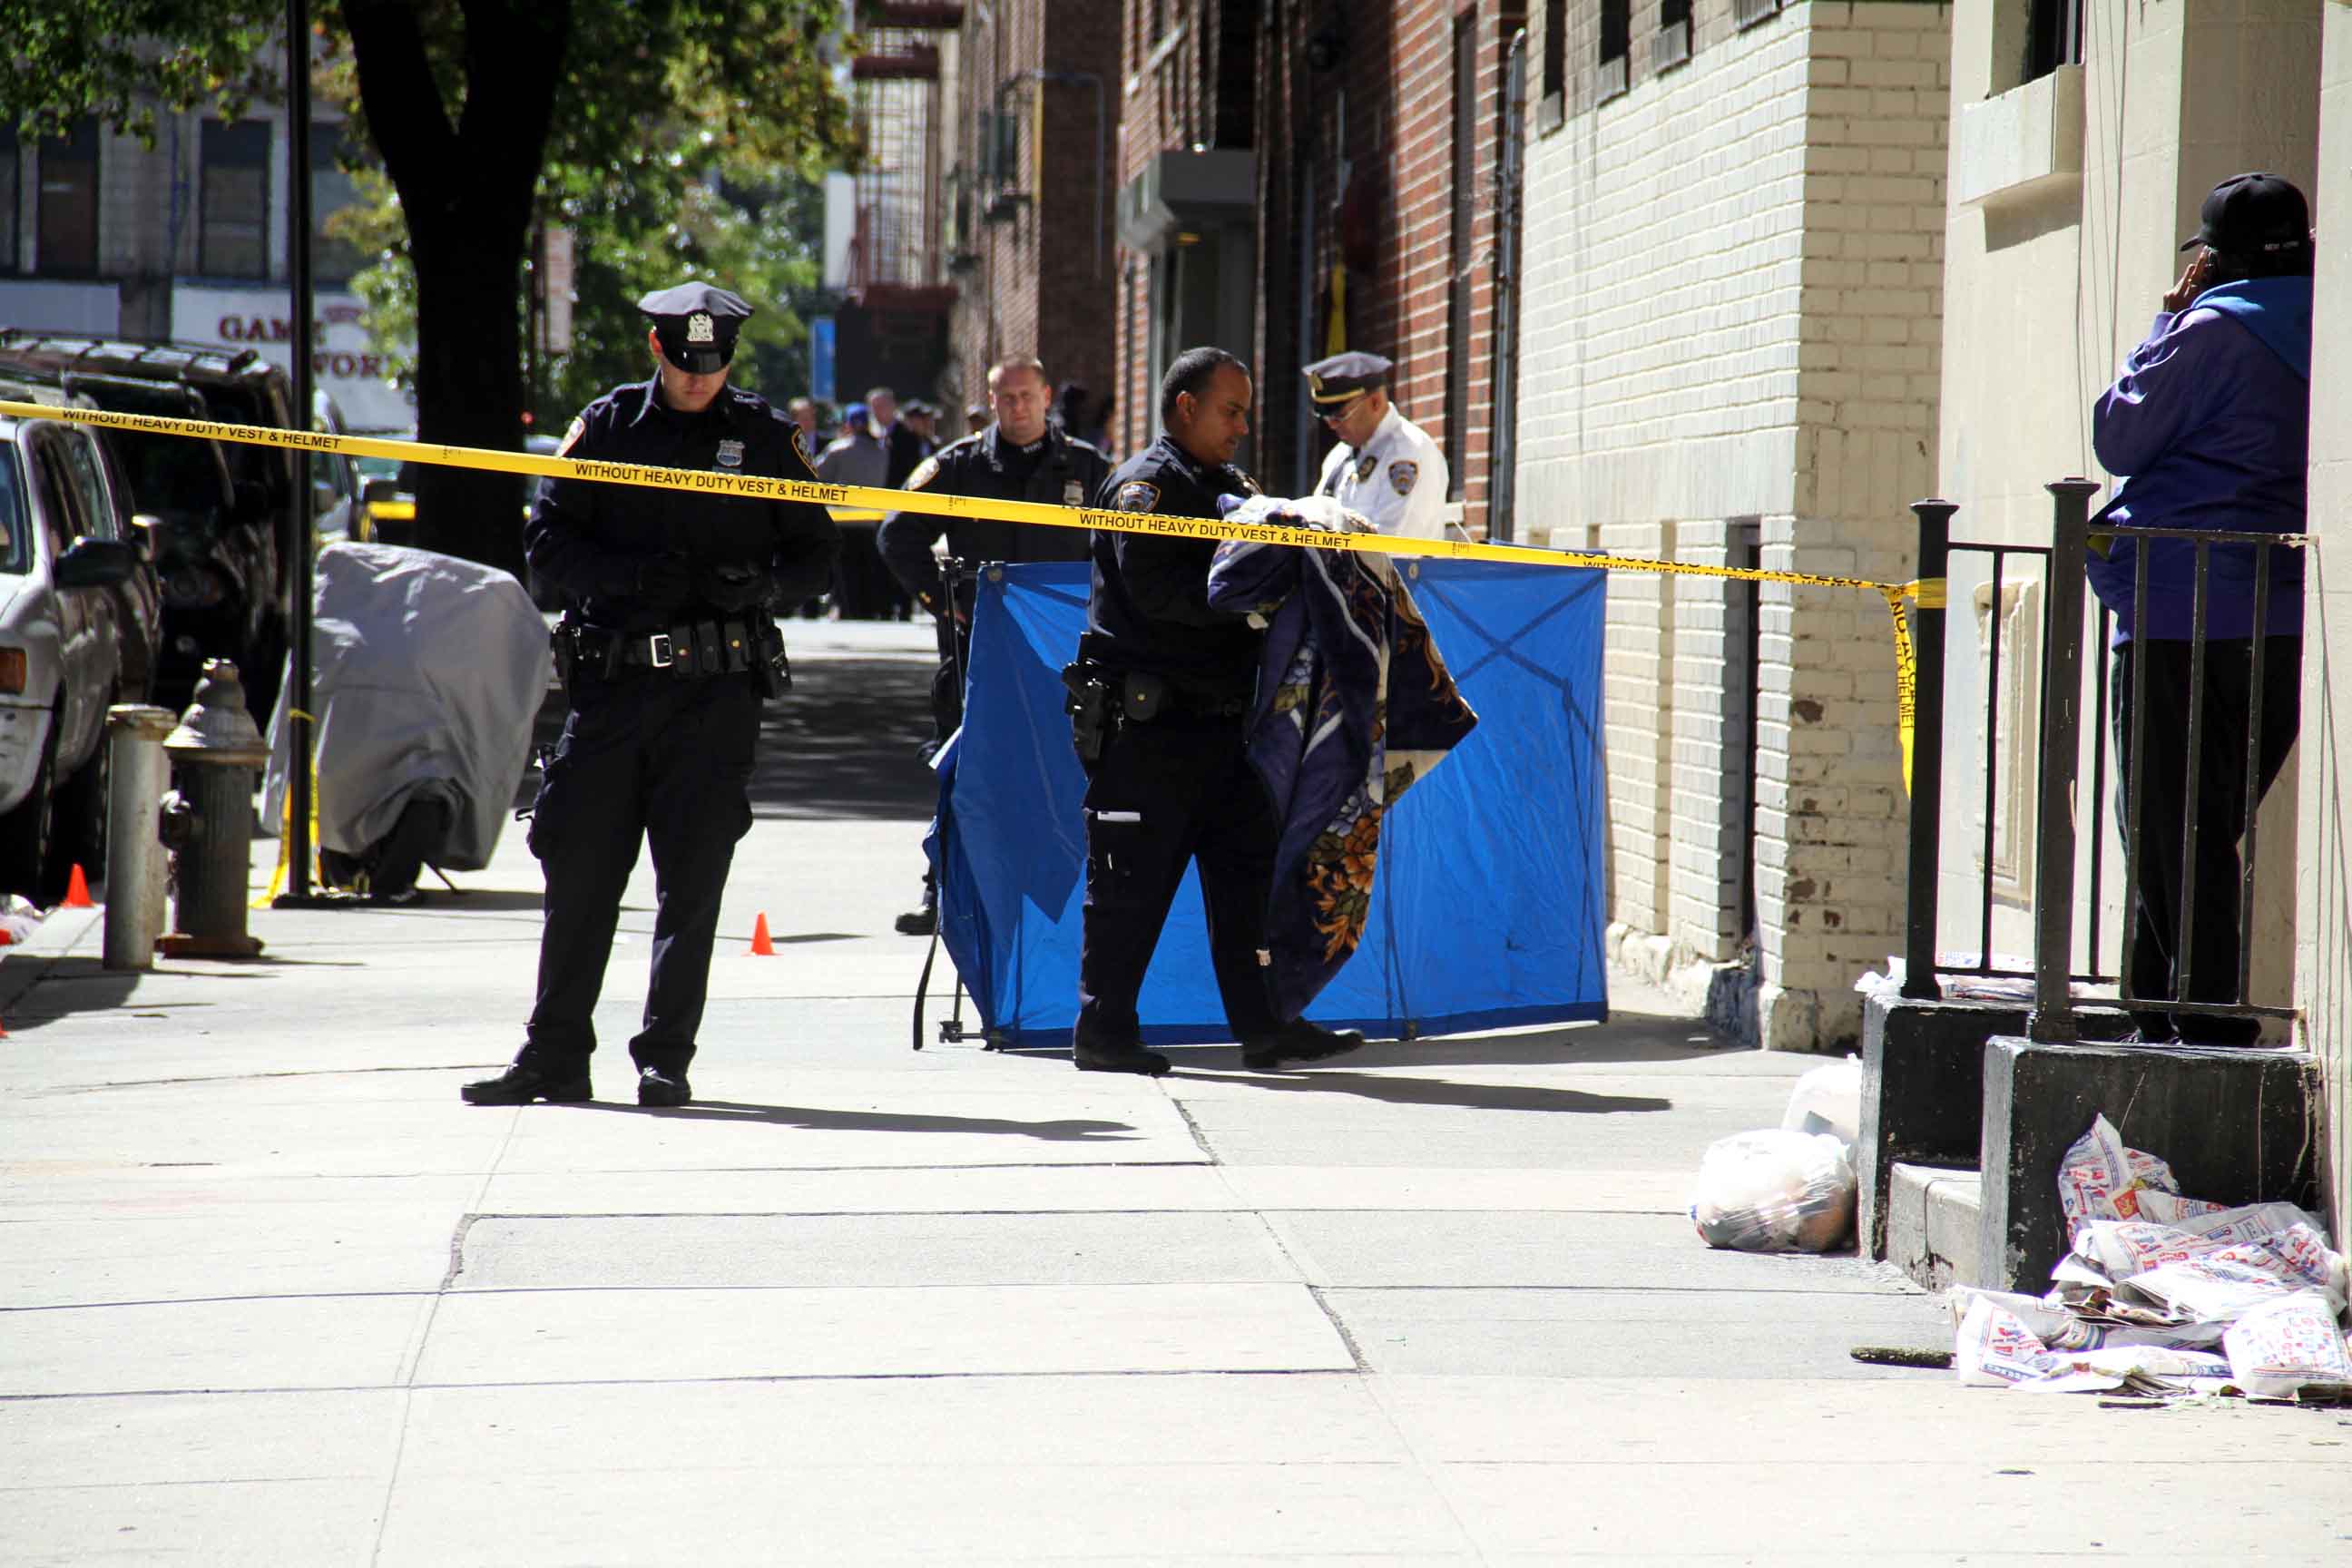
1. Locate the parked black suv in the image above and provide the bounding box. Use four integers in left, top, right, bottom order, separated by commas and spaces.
0, 334, 299, 717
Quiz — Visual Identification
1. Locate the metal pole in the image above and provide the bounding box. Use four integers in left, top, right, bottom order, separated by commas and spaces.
1487, 30, 1527, 544
2027, 479, 2102, 1043
102, 704, 177, 971
284, 0, 317, 902
1899, 498, 1955, 999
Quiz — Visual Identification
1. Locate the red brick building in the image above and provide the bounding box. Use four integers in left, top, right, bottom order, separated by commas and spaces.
943, 1, 1122, 436
1113, 1, 1531, 532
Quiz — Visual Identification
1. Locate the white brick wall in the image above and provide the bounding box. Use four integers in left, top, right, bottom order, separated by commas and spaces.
1519, 1, 1951, 1050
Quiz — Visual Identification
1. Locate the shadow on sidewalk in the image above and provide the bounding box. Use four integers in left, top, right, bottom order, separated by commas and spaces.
1196, 1070, 1672, 1116
533, 655, 938, 824
564, 1098, 1140, 1142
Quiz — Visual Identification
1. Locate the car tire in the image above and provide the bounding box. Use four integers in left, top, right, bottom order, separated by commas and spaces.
244, 618, 288, 728
56, 691, 116, 891
0, 715, 60, 905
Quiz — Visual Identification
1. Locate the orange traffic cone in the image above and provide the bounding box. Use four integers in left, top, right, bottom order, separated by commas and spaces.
62, 864, 93, 908
747, 912, 776, 956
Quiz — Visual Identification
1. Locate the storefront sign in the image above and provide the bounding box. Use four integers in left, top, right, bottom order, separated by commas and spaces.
170, 285, 415, 432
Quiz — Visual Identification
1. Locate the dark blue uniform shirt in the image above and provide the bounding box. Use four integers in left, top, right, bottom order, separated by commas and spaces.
525, 377, 840, 633
876, 424, 1107, 608
1085, 435, 1261, 697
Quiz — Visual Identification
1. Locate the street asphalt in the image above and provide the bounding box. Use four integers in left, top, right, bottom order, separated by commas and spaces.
4, 620, 2348, 1565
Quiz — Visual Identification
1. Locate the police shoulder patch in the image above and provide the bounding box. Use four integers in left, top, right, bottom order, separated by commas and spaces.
1387, 460, 1418, 497
906, 456, 941, 491
556, 416, 587, 456
1114, 480, 1161, 513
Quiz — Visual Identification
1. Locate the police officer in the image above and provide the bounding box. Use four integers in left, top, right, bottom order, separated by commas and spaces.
1069, 346, 1365, 1076
463, 281, 840, 1109
877, 353, 1109, 935
1302, 351, 1453, 540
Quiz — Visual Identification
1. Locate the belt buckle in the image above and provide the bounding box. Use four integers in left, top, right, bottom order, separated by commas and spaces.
646, 632, 675, 670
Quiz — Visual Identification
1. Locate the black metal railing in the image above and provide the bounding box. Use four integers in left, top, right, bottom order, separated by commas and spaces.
1901, 495, 2118, 998
1901, 482, 2307, 1041
2029, 489, 2311, 1043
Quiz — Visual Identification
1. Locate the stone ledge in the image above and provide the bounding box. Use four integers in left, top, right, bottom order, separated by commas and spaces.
1978, 1036, 2325, 1291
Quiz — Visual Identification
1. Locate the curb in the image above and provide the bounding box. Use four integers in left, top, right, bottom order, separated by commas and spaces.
0, 904, 104, 1019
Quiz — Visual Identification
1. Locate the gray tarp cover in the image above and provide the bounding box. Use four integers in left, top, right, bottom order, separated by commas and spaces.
263, 543, 550, 871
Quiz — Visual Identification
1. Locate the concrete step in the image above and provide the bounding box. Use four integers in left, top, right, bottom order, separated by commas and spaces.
1857, 993, 2132, 1263
1886, 1161, 1980, 1293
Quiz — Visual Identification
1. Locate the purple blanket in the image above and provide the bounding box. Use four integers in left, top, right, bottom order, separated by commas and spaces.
1207, 499, 1478, 1020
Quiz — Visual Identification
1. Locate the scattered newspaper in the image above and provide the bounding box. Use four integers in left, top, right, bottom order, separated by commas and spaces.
1954, 1114, 2352, 1399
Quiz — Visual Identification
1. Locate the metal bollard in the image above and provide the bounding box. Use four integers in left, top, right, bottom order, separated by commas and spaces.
156, 660, 269, 959
101, 703, 178, 971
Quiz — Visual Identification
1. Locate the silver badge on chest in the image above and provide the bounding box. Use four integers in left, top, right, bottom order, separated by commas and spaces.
1063, 479, 1084, 507
715, 439, 744, 469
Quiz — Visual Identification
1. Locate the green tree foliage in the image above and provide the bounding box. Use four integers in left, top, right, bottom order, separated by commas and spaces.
3, 1, 854, 571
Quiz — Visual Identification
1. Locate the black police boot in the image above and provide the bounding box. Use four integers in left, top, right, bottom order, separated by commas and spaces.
893, 876, 937, 936
637, 1065, 693, 1108
1073, 1039, 1172, 1077
1240, 1020, 1367, 1072
461, 1053, 592, 1105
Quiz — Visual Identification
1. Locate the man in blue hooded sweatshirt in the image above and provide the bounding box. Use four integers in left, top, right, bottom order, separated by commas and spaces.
2087, 172, 2314, 1044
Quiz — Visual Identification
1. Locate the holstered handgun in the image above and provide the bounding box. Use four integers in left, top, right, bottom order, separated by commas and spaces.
1061, 661, 1116, 766
754, 613, 792, 699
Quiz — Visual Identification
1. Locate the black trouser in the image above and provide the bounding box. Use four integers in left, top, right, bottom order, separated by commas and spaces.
924, 612, 969, 762
833, 524, 906, 620
2111, 637, 2301, 1044
1075, 714, 1281, 1050
524, 669, 760, 1075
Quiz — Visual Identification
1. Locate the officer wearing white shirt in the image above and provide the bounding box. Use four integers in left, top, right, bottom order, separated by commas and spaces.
1304, 351, 1452, 539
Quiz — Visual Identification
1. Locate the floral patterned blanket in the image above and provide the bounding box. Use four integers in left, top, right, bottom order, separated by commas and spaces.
1206, 496, 1479, 1022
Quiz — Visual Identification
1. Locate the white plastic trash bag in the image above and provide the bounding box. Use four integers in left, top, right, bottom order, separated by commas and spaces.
1780, 1055, 1863, 1145
1690, 1129, 1856, 1253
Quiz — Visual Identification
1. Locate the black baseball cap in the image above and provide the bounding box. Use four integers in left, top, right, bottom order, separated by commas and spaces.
2180, 172, 2310, 260
637, 280, 751, 373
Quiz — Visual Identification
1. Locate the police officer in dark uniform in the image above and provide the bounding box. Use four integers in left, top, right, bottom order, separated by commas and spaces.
463, 281, 840, 1109
1066, 346, 1365, 1076
877, 352, 1108, 935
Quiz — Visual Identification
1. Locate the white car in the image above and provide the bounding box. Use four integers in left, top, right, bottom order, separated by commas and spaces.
0, 397, 151, 900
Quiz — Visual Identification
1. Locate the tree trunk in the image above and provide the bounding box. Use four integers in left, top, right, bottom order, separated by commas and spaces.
407, 222, 529, 576
345, 0, 570, 574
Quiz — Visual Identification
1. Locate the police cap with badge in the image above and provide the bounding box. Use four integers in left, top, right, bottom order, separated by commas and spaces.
640, 281, 752, 373
1303, 350, 1393, 411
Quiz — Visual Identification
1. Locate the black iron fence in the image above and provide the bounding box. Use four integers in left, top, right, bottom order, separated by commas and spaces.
1900, 484, 2311, 1044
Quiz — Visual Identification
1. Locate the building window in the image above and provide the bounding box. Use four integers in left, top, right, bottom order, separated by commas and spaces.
1444, 14, 1475, 500
200, 119, 270, 280
0, 125, 19, 273
2025, 0, 2084, 83
1656, 0, 1693, 73
1598, 0, 1631, 103
311, 126, 365, 287
36, 119, 101, 278
1539, 0, 1566, 127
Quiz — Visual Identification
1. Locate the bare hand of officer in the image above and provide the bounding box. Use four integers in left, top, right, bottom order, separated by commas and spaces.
697, 563, 773, 612
636, 554, 694, 608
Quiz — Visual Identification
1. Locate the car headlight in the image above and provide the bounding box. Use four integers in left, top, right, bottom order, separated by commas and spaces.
0, 649, 23, 694
164, 565, 231, 609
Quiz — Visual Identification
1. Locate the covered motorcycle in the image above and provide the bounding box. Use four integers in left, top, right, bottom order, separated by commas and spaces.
263, 542, 551, 899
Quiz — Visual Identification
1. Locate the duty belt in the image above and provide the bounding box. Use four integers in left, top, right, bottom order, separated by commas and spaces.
567, 616, 774, 681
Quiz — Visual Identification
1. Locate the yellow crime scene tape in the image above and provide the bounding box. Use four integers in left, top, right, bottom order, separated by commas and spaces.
0, 398, 1944, 794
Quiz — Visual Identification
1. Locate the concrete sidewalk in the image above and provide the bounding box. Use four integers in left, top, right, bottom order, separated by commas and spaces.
3, 624, 2347, 1565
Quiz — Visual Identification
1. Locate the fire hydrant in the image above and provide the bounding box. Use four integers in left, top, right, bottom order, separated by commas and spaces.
157, 659, 268, 958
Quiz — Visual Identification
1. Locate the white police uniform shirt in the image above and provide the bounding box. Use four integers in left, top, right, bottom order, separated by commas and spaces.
1314, 405, 1450, 539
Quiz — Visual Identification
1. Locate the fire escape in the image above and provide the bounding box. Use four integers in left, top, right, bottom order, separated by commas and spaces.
846, 5, 964, 316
